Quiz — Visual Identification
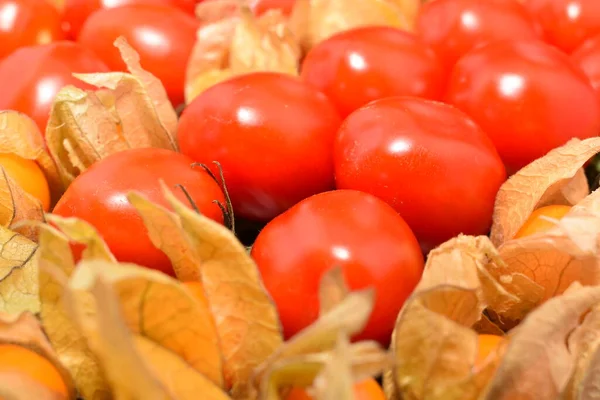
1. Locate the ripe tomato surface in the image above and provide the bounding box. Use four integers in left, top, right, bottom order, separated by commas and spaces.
416, 0, 541, 69
0, 153, 51, 211
513, 205, 572, 238
444, 40, 600, 174
0, 41, 109, 133
572, 34, 600, 104
251, 190, 424, 344
334, 97, 506, 253
301, 26, 446, 118
63, 0, 196, 39
77, 4, 199, 107
0, 0, 65, 60
524, 0, 600, 53
178, 72, 342, 222
286, 378, 386, 400
53, 148, 225, 276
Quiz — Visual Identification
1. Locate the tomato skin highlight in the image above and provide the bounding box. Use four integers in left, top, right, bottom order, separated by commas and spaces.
572, 34, 600, 105
524, 0, 600, 53
301, 26, 446, 118
334, 97, 506, 253
251, 190, 424, 345
416, 0, 541, 69
77, 4, 199, 107
178, 72, 342, 222
286, 378, 386, 400
52, 148, 225, 276
0, 41, 109, 133
444, 39, 600, 174
63, 0, 196, 39
0, 0, 65, 60
513, 205, 572, 239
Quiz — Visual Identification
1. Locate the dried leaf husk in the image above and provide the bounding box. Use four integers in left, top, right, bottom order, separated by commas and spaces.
128, 186, 283, 396
388, 235, 534, 400
0, 312, 76, 400
0, 167, 44, 240
288, 0, 418, 52
491, 137, 600, 247
0, 225, 40, 315
185, 3, 301, 103
45, 37, 178, 187
60, 260, 230, 400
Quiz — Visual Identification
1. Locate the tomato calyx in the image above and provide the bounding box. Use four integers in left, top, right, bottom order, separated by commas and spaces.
192, 161, 236, 233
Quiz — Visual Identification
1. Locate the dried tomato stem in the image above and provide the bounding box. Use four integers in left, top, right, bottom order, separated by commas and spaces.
192, 161, 236, 233
174, 184, 200, 214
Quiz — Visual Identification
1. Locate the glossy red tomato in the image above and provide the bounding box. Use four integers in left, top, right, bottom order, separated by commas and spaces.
524, 0, 600, 53
334, 97, 506, 253
445, 39, 600, 173
53, 148, 225, 276
78, 4, 199, 107
63, 0, 196, 39
572, 34, 600, 104
301, 26, 446, 118
0, 41, 109, 133
251, 190, 424, 344
0, 0, 65, 60
416, 0, 541, 69
178, 72, 342, 222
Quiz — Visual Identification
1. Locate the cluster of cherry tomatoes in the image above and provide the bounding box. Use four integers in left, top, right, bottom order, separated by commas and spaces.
2, 0, 600, 363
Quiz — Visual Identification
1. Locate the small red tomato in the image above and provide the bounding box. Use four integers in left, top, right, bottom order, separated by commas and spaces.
572, 34, 600, 104
0, 41, 109, 133
251, 189, 424, 344
334, 97, 506, 253
178, 72, 342, 222
301, 26, 446, 118
0, 0, 65, 60
78, 4, 199, 107
445, 39, 600, 173
53, 148, 225, 276
63, 0, 196, 39
416, 0, 541, 69
524, 0, 600, 53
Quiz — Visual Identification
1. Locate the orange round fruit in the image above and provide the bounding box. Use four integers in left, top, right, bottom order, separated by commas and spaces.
513, 205, 572, 239
0, 344, 68, 397
286, 378, 386, 400
0, 153, 50, 211
475, 334, 504, 367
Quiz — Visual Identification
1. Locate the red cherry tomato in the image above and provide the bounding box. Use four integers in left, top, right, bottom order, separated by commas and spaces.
334, 97, 506, 253
0, 41, 109, 133
178, 72, 342, 222
416, 0, 541, 69
524, 0, 600, 53
63, 0, 196, 39
0, 0, 65, 60
572, 34, 600, 104
251, 190, 424, 344
301, 26, 446, 118
444, 39, 600, 173
52, 148, 225, 276
77, 4, 199, 107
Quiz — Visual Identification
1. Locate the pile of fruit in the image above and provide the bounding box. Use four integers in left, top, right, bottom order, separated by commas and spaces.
2, 0, 600, 398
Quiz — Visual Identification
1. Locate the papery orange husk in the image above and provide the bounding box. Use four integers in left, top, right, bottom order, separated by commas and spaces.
288, 0, 419, 52
0, 312, 76, 399
252, 269, 390, 400
128, 186, 283, 397
185, 2, 301, 103
45, 37, 178, 187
